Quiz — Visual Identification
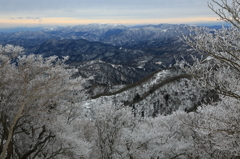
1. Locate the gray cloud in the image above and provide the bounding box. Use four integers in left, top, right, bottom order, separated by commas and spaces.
9, 16, 42, 21
26, 17, 41, 20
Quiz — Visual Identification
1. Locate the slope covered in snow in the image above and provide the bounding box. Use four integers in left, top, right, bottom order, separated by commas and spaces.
83, 68, 218, 117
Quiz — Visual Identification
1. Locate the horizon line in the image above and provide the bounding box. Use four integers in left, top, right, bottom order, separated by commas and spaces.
0, 17, 222, 28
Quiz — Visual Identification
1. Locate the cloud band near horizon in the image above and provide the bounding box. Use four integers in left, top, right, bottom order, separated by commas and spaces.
0, 0, 220, 27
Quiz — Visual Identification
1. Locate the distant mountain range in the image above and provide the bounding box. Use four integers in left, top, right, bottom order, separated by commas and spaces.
0, 27, 43, 33
0, 23, 189, 46
0, 23, 207, 85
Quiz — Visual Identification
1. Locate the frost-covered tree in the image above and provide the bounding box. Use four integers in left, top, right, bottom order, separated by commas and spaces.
179, 97, 240, 158
176, 0, 240, 158
0, 45, 83, 159
181, 0, 240, 99
85, 102, 135, 159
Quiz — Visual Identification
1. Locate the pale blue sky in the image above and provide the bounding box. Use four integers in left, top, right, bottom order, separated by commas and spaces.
0, 0, 219, 27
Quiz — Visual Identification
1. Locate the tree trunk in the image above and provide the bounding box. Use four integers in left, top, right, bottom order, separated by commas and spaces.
0, 103, 25, 159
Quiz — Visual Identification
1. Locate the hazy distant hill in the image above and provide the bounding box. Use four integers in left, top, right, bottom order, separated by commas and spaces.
0, 23, 190, 47
0, 27, 43, 33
